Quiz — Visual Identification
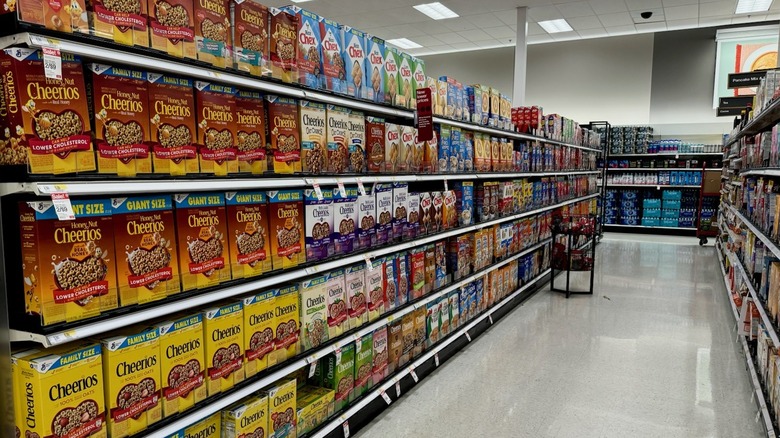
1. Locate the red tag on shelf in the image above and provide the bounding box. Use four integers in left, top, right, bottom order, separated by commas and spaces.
416, 88, 433, 142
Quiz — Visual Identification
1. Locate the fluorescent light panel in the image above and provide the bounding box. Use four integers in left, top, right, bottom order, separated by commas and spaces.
414, 2, 459, 20
386, 38, 423, 49
538, 19, 573, 33
290, 0, 312, 3
735, 0, 773, 14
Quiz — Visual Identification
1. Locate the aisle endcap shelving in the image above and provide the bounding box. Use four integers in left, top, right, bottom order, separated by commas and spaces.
605, 168, 706, 172
725, 97, 780, 147
605, 184, 701, 189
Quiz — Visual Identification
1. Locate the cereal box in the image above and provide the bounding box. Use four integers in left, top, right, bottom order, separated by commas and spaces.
326, 269, 348, 338
321, 344, 354, 411
102, 327, 161, 437
222, 394, 268, 438
225, 191, 271, 279
354, 335, 373, 397
437, 78, 448, 117
267, 379, 297, 438
366, 35, 385, 103
270, 285, 300, 366
234, 89, 267, 174
0, 49, 93, 173
385, 122, 400, 173
387, 319, 402, 374
411, 57, 426, 109
11, 348, 43, 438
357, 192, 376, 249
474, 132, 487, 172
331, 186, 357, 254
462, 130, 474, 172
392, 182, 408, 242
17, 343, 106, 438
419, 192, 432, 235
398, 313, 414, 366
304, 188, 334, 262
375, 183, 393, 245
149, 0, 196, 58
299, 100, 327, 174
267, 95, 302, 174
267, 190, 304, 269
19, 199, 116, 325
435, 240, 447, 289
203, 302, 244, 397
439, 76, 456, 118
490, 136, 500, 172
296, 386, 334, 435
195, 81, 239, 175
347, 109, 366, 173
453, 181, 474, 226
299, 273, 329, 352
439, 296, 450, 337
269, 7, 298, 83
408, 247, 425, 300
406, 193, 420, 240
413, 307, 426, 357
431, 191, 444, 233
366, 257, 385, 321
449, 290, 459, 330
194, 0, 231, 68
399, 124, 414, 173
231, 0, 270, 77
411, 128, 424, 172
156, 314, 206, 417
383, 253, 397, 311
384, 46, 401, 106
371, 327, 388, 386
424, 244, 435, 294
173, 193, 230, 290
111, 195, 180, 306
282, 6, 321, 88
457, 81, 467, 121
325, 105, 350, 173
14, 0, 88, 34
450, 126, 461, 173
346, 264, 367, 329
343, 26, 368, 99
426, 300, 440, 348
476, 85, 490, 125
435, 124, 450, 173
423, 129, 438, 174
365, 116, 385, 173
147, 73, 199, 175
320, 17, 346, 93
243, 290, 275, 378
396, 253, 409, 307
397, 51, 414, 109
489, 87, 500, 126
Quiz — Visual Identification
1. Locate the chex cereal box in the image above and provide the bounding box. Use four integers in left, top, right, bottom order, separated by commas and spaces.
225, 191, 271, 279
243, 290, 276, 378
384, 46, 401, 106
411, 56, 425, 109
366, 35, 385, 103
300, 273, 329, 352
344, 26, 368, 99
270, 285, 300, 366
282, 6, 322, 89
268, 379, 297, 438
222, 393, 268, 438
157, 314, 206, 417
397, 51, 414, 109
174, 193, 230, 290
147, 73, 199, 175
320, 17, 346, 93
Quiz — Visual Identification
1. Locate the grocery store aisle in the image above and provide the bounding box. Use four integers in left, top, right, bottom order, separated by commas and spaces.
356, 234, 762, 438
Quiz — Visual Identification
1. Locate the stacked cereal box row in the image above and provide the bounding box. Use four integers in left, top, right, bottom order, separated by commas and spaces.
430, 78, 513, 131
512, 106, 602, 149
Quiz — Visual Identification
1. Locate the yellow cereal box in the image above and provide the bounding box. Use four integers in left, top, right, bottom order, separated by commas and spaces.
222, 394, 269, 438
267, 379, 297, 438
157, 313, 207, 417
203, 301, 245, 396
171, 411, 221, 438
243, 290, 276, 379
296, 386, 334, 435
102, 327, 162, 437
12, 348, 46, 437
270, 285, 300, 366
18, 343, 107, 438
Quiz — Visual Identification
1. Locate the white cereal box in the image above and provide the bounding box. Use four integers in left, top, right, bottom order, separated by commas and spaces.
343, 26, 369, 99
366, 35, 385, 103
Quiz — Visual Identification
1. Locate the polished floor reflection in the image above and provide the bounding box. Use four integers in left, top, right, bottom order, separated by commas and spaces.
356, 234, 763, 438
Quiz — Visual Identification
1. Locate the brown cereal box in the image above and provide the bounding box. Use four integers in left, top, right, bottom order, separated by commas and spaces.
149, 0, 196, 58
398, 124, 413, 173
442, 190, 457, 230
267, 190, 304, 269
223, 394, 268, 438
346, 264, 367, 329
269, 285, 300, 366
423, 129, 438, 173
424, 244, 435, 294
225, 191, 271, 279
326, 104, 350, 174
243, 290, 275, 378
413, 306, 426, 357
231, 0, 270, 77
267, 379, 297, 438
398, 313, 415, 366
235, 89, 268, 174
102, 327, 162, 437
474, 133, 487, 172
300, 100, 327, 174
194, 0, 232, 68
111, 195, 180, 306
490, 136, 500, 172
269, 7, 298, 83
195, 81, 239, 175
347, 109, 366, 173
203, 301, 244, 396
384, 122, 400, 173
89, 0, 149, 46
282, 6, 321, 88
156, 314, 206, 417
387, 319, 402, 374
371, 326, 388, 385
365, 116, 385, 173
419, 192, 432, 235
18, 343, 107, 438
19, 199, 117, 326
173, 192, 230, 290
0, 49, 94, 174
266, 95, 301, 174
88, 64, 151, 176
147, 73, 199, 175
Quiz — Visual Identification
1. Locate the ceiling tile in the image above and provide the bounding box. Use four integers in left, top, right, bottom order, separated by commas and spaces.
605, 24, 637, 35
382, 7, 432, 24
599, 11, 633, 26
433, 32, 469, 44
527, 22, 546, 35
551, 31, 581, 41
625, 0, 662, 9
494, 9, 518, 26
414, 45, 452, 55
474, 39, 505, 48
665, 18, 698, 29
391, 24, 429, 38
408, 35, 447, 46
577, 28, 608, 38
448, 41, 480, 50
555, 1, 596, 18
588, 0, 628, 14
628, 9, 665, 23
696, 16, 730, 26
529, 5, 562, 21
457, 28, 495, 41
661, 0, 697, 6
464, 13, 505, 28
370, 27, 403, 40
421, 21, 455, 34
528, 34, 555, 44
569, 15, 603, 29
483, 26, 519, 39
663, 4, 698, 20
635, 21, 667, 32
442, 17, 478, 32
732, 14, 768, 23
699, 0, 735, 17
766, 13, 780, 20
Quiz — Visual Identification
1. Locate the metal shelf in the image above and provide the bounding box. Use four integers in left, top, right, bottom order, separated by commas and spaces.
725, 97, 780, 147
726, 204, 780, 262
608, 152, 722, 158
605, 168, 705, 172
605, 184, 701, 189
716, 244, 740, 326
725, 249, 780, 348
732, 181, 743, 187
740, 335, 777, 438
604, 224, 696, 231
740, 168, 780, 178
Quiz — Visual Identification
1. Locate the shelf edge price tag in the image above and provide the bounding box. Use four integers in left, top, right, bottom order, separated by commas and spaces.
409, 367, 419, 382
337, 181, 346, 197
364, 255, 373, 271
42, 46, 62, 80
465, 332, 472, 342
309, 362, 317, 378
444, 179, 448, 192
380, 390, 392, 405
51, 192, 75, 221
488, 314, 493, 324
313, 183, 323, 200
343, 420, 350, 438
434, 353, 440, 366
395, 381, 401, 397
357, 180, 366, 196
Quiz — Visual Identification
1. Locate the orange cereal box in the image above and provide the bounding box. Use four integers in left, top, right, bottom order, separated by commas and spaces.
267, 190, 304, 270
203, 301, 245, 396
194, 0, 232, 68
149, 0, 196, 58
231, 0, 270, 77
156, 313, 206, 417
15, 0, 88, 33
88, 0, 149, 46
111, 195, 179, 306
269, 284, 300, 366
266, 95, 301, 174
225, 191, 271, 279
147, 73, 199, 175
195, 81, 239, 175
19, 199, 117, 326
235, 89, 268, 174
243, 289, 276, 378
174, 192, 231, 290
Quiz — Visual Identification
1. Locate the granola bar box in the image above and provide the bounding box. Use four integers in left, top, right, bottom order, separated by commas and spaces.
222, 394, 268, 438
149, 0, 196, 58
156, 313, 206, 417
194, 0, 231, 68
304, 188, 334, 262
270, 284, 300, 366
231, 0, 270, 77
267, 189, 304, 270
112, 195, 180, 306
19, 199, 117, 326
195, 81, 238, 175
242, 289, 276, 378
225, 191, 270, 279
320, 343, 354, 411
269, 7, 298, 83
299, 273, 329, 352
300, 99, 328, 174
320, 17, 346, 93
173, 192, 230, 290
203, 301, 245, 397
282, 6, 322, 88
266, 95, 301, 174
0, 48, 95, 174
89, 0, 149, 47
353, 334, 373, 398
147, 73, 199, 175
235, 89, 268, 174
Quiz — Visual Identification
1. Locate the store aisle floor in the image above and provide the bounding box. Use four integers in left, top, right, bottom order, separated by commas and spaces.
356, 234, 763, 438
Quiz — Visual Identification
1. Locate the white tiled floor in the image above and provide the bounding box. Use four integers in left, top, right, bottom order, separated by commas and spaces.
356, 233, 764, 438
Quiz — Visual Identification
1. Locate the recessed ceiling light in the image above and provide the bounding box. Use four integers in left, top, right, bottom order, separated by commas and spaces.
413, 2, 459, 20
735, 0, 773, 14
386, 38, 423, 49
538, 19, 573, 34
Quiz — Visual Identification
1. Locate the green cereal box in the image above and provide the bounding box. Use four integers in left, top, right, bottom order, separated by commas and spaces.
299, 273, 329, 352
397, 51, 414, 109
426, 300, 440, 348
384, 46, 402, 107
353, 334, 373, 398
411, 56, 426, 109
296, 386, 335, 435
321, 343, 355, 411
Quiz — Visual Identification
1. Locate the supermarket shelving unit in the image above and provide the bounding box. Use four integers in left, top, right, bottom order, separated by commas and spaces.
0, 27, 603, 438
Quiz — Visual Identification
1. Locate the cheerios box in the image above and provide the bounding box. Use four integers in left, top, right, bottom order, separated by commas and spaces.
195, 81, 239, 175
225, 191, 271, 279
333, 186, 359, 254
299, 273, 329, 352
174, 193, 231, 290
321, 343, 354, 411
300, 100, 328, 174
346, 264, 367, 329
353, 334, 373, 398
235, 90, 268, 175
296, 386, 334, 436
222, 393, 268, 438
11, 348, 44, 438
102, 327, 162, 437
267, 190, 305, 269
270, 284, 300, 366
169, 411, 220, 438
344, 26, 368, 99
231, 0, 270, 77
194, 0, 231, 68
266, 95, 302, 174
269, 7, 298, 83
149, 0, 196, 59
365, 258, 385, 323
304, 188, 334, 262
14, 0, 88, 35
326, 268, 348, 338
387, 319, 402, 374
267, 379, 297, 438
147, 73, 199, 175
156, 313, 206, 418
243, 290, 276, 378
17, 343, 107, 438
375, 183, 393, 245
371, 326, 388, 386
203, 301, 245, 396
320, 17, 346, 93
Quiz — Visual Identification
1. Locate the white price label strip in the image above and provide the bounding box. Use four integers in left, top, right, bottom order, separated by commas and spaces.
380, 390, 392, 405
465, 332, 472, 342
489, 314, 493, 324
51, 192, 75, 221
357, 181, 366, 196
364, 255, 373, 271
434, 354, 440, 366
444, 179, 449, 191
395, 381, 401, 397
313, 183, 323, 200
42, 46, 62, 80
337, 182, 346, 197
343, 420, 350, 438
410, 367, 419, 382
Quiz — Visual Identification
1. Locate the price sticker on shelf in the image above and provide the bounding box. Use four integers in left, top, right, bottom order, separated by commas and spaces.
465, 332, 472, 342
313, 183, 323, 200
395, 381, 401, 397
357, 180, 366, 196
337, 181, 346, 197
409, 367, 419, 382
343, 420, 350, 438
444, 179, 449, 191
51, 192, 75, 221
371, 182, 377, 195
380, 390, 392, 405
434, 354, 440, 366
364, 255, 373, 271
309, 362, 317, 378
42, 46, 62, 80
489, 314, 494, 325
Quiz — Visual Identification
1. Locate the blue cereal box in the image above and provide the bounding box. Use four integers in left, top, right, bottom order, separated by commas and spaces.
462, 130, 474, 172
453, 181, 474, 226
451, 127, 463, 172
320, 18, 346, 93
282, 6, 322, 89
366, 35, 385, 103
436, 124, 451, 173
344, 26, 368, 99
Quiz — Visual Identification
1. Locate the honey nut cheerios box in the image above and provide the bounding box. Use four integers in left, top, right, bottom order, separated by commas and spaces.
231, 0, 271, 77
203, 301, 245, 397
296, 386, 334, 436
112, 195, 180, 306
267, 378, 297, 438
243, 289, 276, 378
222, 393, 269, 438
19, 198, 117, 326
17, 343, 107, 438
270, 284, 300, 367
88, 0, 148, 46
267, 189, 304, 270
266, 95, 301, 174
156, 313, 207, 418
194, 0, 232, 68
168, 411, 221, 438
234, 89, 268, 175
225, 191, 272, 279
147, 73, 199, 176
102, 326, 162, 437
269, 7, 298, 84
299, 273, 329, 353
174, 192, 231, 290
149, 0, 197, 59
195, 81, 239, 176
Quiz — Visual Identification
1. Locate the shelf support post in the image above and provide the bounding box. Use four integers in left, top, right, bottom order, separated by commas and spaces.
512, 7, 528, 106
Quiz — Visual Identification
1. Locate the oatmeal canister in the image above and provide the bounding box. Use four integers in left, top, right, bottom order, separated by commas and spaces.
267, 189, 304, 269
147, 73, 199, 175
174, 192, 231, 290
225, 191, 271, 279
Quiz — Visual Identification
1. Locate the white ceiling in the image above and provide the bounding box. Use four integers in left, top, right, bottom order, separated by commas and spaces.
264, 0, 780, 55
